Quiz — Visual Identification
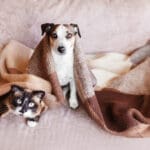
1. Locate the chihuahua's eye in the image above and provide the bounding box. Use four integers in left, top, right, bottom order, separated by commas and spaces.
16, 99, 22, 104
51, 33, 57, 39
28, 102, 35, 108
66, 33, 72, 39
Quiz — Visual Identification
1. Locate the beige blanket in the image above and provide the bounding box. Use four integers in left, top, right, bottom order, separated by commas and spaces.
0, 40, 150, 138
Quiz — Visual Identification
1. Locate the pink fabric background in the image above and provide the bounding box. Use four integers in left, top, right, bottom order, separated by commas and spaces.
0, 0, 150, 53
0, 0, 150, 150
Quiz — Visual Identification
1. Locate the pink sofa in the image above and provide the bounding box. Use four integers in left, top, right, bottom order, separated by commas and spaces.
0, 0, 150, 150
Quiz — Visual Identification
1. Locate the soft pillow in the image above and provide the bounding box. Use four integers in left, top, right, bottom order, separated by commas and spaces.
0, 0, 150, 53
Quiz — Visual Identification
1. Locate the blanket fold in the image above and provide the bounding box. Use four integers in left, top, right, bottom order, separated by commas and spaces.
0, 39, 150, 137
74, 37, 106, 128
28, 36, 66, 104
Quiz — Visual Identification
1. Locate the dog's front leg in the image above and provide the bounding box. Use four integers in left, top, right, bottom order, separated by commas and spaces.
69, 79, 79, 109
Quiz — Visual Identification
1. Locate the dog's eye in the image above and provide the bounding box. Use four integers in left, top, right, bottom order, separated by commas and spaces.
66, 33, 72, 39
16, 98, 22, 104
28, 102, 35, 108
51, 33, 57, 39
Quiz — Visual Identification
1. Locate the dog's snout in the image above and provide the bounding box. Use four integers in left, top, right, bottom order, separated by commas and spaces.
58, 46, 65, 53
19, 109, 25, 113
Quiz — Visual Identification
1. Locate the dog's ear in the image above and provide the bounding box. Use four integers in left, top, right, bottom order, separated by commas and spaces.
41, 23, 54, 36
11, 85, 24, 93
32, 90, 45, 102
70, 24, 81, 38
11, 85, 24, 96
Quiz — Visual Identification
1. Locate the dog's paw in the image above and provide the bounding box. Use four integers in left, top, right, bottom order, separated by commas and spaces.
27, 120, 38, 127
69, 100, 79, 109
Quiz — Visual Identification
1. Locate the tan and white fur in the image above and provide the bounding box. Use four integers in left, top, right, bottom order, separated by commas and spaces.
51, 25, 78, 109
28, 23, 81, 109
0, 85, 47, 127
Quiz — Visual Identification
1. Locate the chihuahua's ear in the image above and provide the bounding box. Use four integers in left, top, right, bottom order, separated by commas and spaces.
70, 24, 81, 38
11, 85, 24, 96
32, 90, 45, 100
41, 23, 54, 35
11, 85, 23, 92
32, 90, 45, 103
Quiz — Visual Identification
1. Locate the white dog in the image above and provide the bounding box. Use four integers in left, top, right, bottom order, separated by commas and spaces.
41, 23, 81, 109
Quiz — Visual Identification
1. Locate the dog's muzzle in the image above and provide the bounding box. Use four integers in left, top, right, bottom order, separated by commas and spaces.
57, 46, 66, 53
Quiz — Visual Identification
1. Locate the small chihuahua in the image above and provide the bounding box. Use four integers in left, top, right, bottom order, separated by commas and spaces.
0, 85, 47, 127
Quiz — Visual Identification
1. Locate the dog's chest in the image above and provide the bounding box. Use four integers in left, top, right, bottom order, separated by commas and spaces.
52, 51, 74, 85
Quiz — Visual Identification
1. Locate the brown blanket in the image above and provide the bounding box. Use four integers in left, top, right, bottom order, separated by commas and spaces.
0, 40, 149, 137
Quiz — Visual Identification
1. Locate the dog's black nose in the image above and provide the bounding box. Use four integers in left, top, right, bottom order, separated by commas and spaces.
19, 109, 24, 113
19, 108, 26, 113
58, 46, 65, 53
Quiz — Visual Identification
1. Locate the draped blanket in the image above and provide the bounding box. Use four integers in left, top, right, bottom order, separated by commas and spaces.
0, 39, 149, 137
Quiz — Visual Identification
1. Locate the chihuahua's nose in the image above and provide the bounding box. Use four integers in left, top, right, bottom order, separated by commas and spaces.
58, 46, 65, 53
19, 109, 24, 113
19, 108, 26, 113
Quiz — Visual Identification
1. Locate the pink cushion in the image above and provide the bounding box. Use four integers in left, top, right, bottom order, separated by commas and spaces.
0, 1, 150, 150
0, 0, 150, 53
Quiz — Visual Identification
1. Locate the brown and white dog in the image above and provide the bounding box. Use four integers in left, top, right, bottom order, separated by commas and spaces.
28, 23, 81, 109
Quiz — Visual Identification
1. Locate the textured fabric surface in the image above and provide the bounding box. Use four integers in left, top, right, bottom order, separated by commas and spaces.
2, 107, 150, 150
0, 0, 150, 149
28, 33, 150, 137
0, 40, 149, 150
0, 0, 150, 53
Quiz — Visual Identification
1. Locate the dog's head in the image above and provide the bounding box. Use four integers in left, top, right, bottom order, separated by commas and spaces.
41, 23, 81, 54
10, 85, 46, 118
